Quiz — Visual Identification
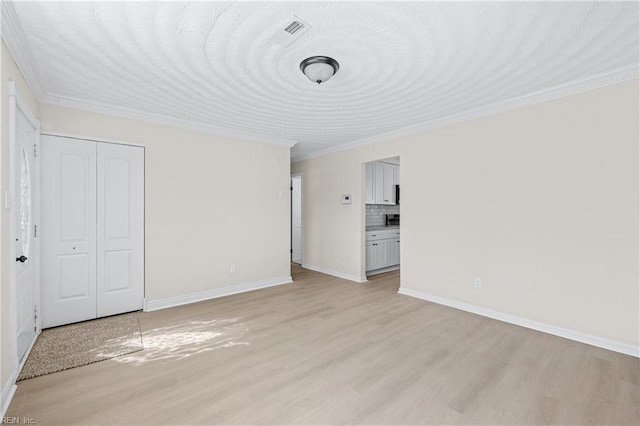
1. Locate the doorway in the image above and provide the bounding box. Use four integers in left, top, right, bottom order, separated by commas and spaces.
9, 83, 41, 363
291, 173, 302, 264
364, 156, 400, 278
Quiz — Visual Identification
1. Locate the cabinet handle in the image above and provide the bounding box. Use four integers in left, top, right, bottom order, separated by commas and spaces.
372, 234, 376, 237
373, 243, 377, 246
16, 255, 27, 263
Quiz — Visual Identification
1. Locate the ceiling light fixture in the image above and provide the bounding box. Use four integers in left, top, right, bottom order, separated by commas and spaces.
300, 56, 339, 84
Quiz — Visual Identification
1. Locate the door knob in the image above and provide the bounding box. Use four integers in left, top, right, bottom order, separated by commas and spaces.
16, 255, 27, 263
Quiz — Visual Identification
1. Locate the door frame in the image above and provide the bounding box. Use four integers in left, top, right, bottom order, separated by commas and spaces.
290, 172, 303, 264
8, 81, 41, 372
39, 131, 147, 311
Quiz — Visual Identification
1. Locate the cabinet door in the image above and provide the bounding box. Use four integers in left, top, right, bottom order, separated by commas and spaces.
366, 240, 388, 271
382, 163, 395, 205
374, 240, 387, 269
366, 241, 376, 271
386, 239, 400, 266
365, 162, 375, 204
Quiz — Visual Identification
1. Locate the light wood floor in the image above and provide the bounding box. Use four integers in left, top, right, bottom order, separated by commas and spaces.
7, 265, 639, 425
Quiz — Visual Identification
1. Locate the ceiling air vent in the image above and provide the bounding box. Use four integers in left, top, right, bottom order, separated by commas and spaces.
270, 16, 311, 47
284, 21, 304, 35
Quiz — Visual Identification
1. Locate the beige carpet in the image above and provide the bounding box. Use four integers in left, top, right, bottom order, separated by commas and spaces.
17, 313, 143, 381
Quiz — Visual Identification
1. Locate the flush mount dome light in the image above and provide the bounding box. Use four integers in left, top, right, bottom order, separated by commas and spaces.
300, 56, 339, 84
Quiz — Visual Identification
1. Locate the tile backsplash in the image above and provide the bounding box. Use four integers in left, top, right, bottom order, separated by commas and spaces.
366, 204, 400, 227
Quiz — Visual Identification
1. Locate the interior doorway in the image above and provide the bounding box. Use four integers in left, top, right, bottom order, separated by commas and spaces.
291, 173, 302, 264
364, 156, 400, 278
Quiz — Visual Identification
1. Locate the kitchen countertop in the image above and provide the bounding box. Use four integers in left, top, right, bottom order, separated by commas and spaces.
366, 225, 400, 232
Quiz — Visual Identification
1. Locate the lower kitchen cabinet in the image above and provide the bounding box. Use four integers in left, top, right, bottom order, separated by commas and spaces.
386, 239, 400, 266
366, 240, 388, 271
366, 229, 400, 272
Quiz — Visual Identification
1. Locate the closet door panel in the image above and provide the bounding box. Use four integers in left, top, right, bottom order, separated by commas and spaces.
97, 143, 144, 317
41, 136, 97, 328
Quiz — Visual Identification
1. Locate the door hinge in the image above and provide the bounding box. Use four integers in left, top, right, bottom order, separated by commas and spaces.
34, 305, 38, 332
290, 186, 293, 191
33, 224, 38, 238
33, 144, 39, 157
290, 249, 293, 254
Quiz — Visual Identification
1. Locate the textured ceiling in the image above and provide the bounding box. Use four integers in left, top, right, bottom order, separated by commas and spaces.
3, 1, 639, 161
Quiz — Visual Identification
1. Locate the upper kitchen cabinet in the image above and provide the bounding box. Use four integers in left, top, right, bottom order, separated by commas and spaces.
366, 160, 399, 205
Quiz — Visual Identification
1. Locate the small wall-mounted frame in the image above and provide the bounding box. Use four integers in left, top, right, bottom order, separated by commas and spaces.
341, 194, 351, 204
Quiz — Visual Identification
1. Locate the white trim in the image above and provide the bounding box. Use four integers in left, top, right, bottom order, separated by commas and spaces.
0, 371, 18, 419
39, 94, 297, 149
8, 82, 19, 376
40, 131, 146, 148
301, 264, 367, 283
398, 287, 640, 358
291, 64, 640, 162
1, 1, 46, 98
290, 172, 303, 264
366, 265, 400, 276
144, 276, 293, 312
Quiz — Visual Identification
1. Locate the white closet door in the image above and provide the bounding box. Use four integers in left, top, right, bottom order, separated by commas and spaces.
96, 143, 144, 317
41, 136, 97, 328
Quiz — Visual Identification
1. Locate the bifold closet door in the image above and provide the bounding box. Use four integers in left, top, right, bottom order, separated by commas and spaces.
41, 136, 98, 328
96, 142, 144, 317
41, 136, 144, 328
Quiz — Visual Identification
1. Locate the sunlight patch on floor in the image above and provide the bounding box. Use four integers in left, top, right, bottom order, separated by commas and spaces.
113, 317, 249, 364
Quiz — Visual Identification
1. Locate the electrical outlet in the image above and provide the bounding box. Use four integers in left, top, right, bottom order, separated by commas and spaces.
230, 264, 236, 274
474, 277, 482, 288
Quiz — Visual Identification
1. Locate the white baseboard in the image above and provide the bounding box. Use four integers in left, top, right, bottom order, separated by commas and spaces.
1, 371, 18, 419
398, 287, 640, 358
0, 329, 41, 418
366, 265, 400, 276
145, 276, 292, 312
301, 264, 367, 283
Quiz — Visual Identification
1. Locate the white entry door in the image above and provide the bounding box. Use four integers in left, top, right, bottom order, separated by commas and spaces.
291, 176, 302, 263
41, 135, 144, 328
13, 90, 40, 361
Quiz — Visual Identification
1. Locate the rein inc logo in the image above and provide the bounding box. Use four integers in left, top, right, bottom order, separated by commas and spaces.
1, 417, 35, 424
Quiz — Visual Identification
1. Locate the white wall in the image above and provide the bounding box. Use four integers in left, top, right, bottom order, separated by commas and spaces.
293, 79, 639, 349
1, 41, 40, 400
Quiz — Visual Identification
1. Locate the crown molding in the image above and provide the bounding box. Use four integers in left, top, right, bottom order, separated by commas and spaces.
40, 93, 298, 148
291, 64, 640, 163
2, 0, 296, 149
3, 1, 637, 158
1, 0, 46, 98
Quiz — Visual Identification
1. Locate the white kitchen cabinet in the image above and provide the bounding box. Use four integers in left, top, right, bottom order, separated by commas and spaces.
386, 239, 400, 266
366, 240, 388, 271
366, 161, 397, 205
365, 229, 400, 273
381, 163, 395, 205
